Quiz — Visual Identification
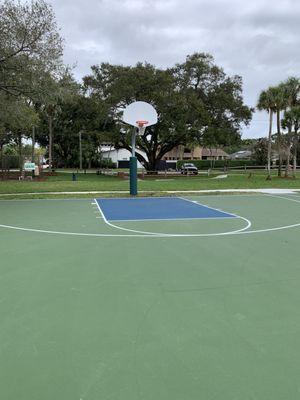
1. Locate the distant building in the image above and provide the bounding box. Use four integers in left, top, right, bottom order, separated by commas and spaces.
201, 148, 229, 160
99, 143, 229, 169
100, 144, 147, 168
229, 150, 252, 160
162, 145, 229, 161
162, 146, 202, 160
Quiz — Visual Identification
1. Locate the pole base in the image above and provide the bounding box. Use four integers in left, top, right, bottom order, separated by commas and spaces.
130, 156, 138, 196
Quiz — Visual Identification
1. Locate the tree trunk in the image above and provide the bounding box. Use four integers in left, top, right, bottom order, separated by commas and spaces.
266, 109, 273, 180
293, 133, 298, 178
32, 125, 35, 163
284, 127, 292, 178
148, 152, 157, 171
48, 114, 53, 172
209, 148, 213, 169
277, 109, 282, 177
18, 132, 23, 174
0, 144, 3, 179
285, 147, 290, 178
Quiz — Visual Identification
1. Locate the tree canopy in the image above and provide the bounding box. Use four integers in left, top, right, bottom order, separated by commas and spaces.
257, 77, 300, 178
84, 54, 252, 170
0, 0, 63, 97
0, 2, 254, 172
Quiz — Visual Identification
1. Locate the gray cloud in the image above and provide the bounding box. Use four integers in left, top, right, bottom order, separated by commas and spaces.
49, 0, 300, 138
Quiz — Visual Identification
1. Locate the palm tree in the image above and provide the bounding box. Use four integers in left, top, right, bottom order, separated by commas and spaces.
280, 77, 300, 176
283, 77, 300, 107
257, 89, 276, 180
271, 85, 288, 177
282, 106, 300, 177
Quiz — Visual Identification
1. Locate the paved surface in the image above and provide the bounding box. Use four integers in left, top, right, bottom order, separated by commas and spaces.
1, 194, 300, 399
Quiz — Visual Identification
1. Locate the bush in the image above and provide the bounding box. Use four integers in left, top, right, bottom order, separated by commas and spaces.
0, 155, 21, 169
98, 158, 117, 169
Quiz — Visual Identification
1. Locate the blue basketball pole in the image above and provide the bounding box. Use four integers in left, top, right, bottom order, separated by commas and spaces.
130, 129, 138, 196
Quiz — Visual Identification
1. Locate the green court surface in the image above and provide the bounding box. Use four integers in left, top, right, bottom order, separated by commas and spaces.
1, 194, 300, 399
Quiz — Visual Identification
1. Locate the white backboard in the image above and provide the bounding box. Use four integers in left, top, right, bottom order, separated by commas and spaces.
122, 101, 157, 128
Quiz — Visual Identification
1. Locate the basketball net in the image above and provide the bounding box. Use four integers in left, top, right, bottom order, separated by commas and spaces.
136, 120, 148, 136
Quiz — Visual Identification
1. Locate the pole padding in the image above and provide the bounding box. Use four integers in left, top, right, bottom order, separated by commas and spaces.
130, 156, 138, 196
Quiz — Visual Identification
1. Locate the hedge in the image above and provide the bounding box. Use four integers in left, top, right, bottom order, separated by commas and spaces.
176, 159, 263, 170
0, 155, 21, 169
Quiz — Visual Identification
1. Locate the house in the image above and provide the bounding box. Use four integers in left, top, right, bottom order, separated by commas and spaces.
99, 143, 229, 170
201, 148, 229, 160
162, 146, 202, 161
100, 144, 147, 168
162, 145, 229, 161
229, 150, 252, 160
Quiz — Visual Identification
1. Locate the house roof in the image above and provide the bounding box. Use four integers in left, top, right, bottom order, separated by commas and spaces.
229, 150, 252, 159
202, 148, 229, 157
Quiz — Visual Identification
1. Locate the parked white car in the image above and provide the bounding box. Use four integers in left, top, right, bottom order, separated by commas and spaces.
180, 163, 198, 175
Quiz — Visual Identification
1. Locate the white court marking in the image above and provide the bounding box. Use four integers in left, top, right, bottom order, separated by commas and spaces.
1, 194, 300, 238
178, 196, 238, 217
265, 193, 300, 204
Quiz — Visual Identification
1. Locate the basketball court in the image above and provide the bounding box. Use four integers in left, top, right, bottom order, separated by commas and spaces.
1, 193, 300, 399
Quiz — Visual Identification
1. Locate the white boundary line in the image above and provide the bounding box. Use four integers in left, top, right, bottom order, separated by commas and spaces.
264, 194, 300, 204
1, 219, 300, 238
0, 188, 299, 198
2, 193, 299, 203
110, 217, 239, 222
0, 194, 266, 202
177, 196, 237, 218
2, 218, 300, 237
0, 224, 147, 237
94, 198, 159, 236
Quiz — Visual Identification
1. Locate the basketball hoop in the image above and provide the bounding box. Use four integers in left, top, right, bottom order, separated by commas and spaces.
136, 120, 148, 135
122, 102, 158, 196
136, 120, 149, 128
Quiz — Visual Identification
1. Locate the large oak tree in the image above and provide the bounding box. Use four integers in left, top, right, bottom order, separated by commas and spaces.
84, 53, 252, 170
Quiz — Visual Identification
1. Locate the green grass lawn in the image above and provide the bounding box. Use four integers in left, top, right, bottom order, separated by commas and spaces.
0, 170, 300, 197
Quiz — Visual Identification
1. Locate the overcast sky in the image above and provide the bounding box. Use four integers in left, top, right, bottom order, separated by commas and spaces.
48, 0, 300, 139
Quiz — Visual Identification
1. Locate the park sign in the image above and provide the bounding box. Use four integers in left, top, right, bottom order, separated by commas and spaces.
24, 162, 36, 171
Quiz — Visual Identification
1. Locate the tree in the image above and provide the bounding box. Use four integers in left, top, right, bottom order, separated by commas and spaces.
34, 71, 80, 171
0, 95, 38, 172
257, 88, 276, 179
0, 0, 67, 173
271, 85, 287, 177
0, 0, 63, 96
36, 93, 110, 168
253, 138, 268, 165
0, 127, 12, 174
282, 106, 300, 177
84, 54, 252, 170
280, 77, 300, 177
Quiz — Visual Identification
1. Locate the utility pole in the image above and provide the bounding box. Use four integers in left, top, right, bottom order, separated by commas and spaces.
79, 130, 82, 170
31, 125, 35, 163
48, 115, 53, 172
